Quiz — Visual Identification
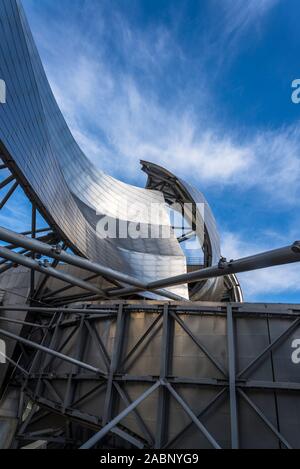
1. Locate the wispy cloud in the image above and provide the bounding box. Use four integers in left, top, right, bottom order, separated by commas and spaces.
48, 46, 300, 205
19, 0, 300, 302
23, 0, 296, 202
222, 230, 300, 300
209, 0, 279, 52
215, 0, 279, 39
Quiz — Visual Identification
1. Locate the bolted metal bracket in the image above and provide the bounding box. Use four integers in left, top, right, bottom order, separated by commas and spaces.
218, 257, 228, 269
51, 244, 62, 255
292, 241, 300, 254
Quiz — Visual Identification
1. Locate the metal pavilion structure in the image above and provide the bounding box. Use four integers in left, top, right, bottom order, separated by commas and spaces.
0, 0, 299, 450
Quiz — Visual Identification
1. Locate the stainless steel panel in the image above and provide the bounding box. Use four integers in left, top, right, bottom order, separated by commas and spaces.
0, 0, 189, 299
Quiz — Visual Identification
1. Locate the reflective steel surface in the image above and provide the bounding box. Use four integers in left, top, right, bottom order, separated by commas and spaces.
0, 0, 240, 301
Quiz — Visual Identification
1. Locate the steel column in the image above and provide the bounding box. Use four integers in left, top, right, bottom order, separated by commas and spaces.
103, 304, 125, 424
227, 304, 239, 449
155, 304, 171, 448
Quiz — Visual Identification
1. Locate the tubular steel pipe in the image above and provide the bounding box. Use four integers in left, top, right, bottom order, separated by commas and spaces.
0, 317, 48, 329
0, 226, 146, 289
0, 306, 118, 315
109, 241, 300, 297
0, 226, 299, 299
0, 246, 107, 297
148, 241, 300, 288
0, 227, 188, 301
0, 328, 106, 376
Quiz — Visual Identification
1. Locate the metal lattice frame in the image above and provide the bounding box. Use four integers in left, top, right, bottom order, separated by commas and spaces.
1, 302, 299, 449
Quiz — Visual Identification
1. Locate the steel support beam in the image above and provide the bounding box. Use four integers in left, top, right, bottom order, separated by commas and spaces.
30, 204, 37, 299
164, 381, 222, 449
0, 181, 18, 209
238, 316, 300, 379
164, 388, 227, 449
0, 305, 118, 315
170, 311, 227, 377
63, 316, 86, 411
238, 390, 292, 449
113, 382, 154, 446
227, 304, 239, 449
103, 304, 125, 424
0, 174, 15, 189
1, 226, 299, 299
0, 226, 147, 288
0, 348, 29, 376
109, 241, 300, 297
155, 304, 171, 448
0, 246, 107, 297
80, 380, 161, 449
0, 327, 107, 376
41, 274, 99, 300
120, 312, 162, 369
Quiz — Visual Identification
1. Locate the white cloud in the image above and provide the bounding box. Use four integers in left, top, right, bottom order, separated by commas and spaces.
24, 0, 300, 202
217, 0, 279, 37
25, 0, 298, 203
20, 0, 300, 303
222, 231, 300, 300
49, 45, 300, 204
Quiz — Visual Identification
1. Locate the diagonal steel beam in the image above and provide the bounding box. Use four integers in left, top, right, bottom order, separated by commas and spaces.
3, 227, 300, 300
0, 181, 18, 209
0, 316, 48, 329
80, 380, 161, 449
120, 312, 162, 369
238, 317, 300, 379
113, 382, 154, 446
0, 225, 146, 288
164, 381, 222, 449
170, 311, 227, 377
33, 242, 66, 300
0, 246, 107, 297
84, 320, 111, 371
0, 174, 15, 189
164, 388, 227, 449
0, 348, 29, 376
0, 327, 107, 376
238, 389, 292, 449
41, 274, 99, 300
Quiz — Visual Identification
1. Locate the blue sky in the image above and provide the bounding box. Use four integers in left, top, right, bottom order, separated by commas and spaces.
6, 0, 299, 302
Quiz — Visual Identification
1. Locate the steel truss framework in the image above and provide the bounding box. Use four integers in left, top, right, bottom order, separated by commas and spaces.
0, 156, 299, 450
0, 0, 300, 451
0, 166, 299, 449
0, 151, 300, 449
1, 302, 299, 449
